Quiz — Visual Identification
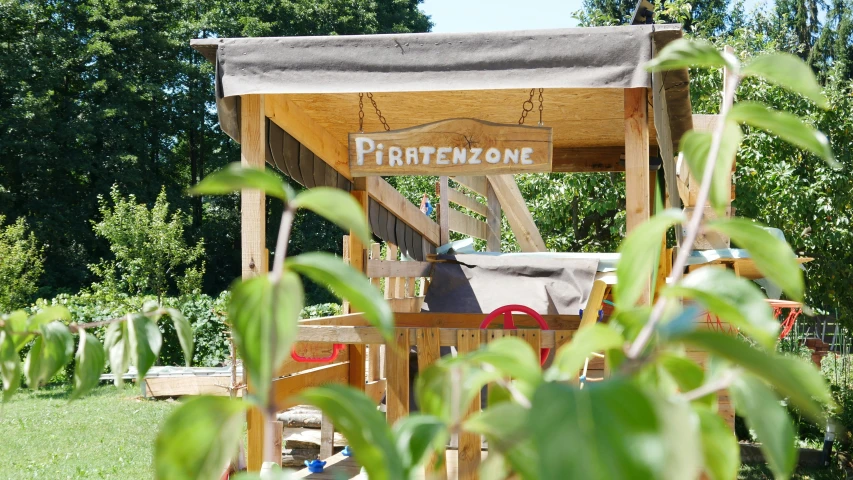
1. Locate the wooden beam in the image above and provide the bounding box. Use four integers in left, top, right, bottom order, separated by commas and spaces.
451, 176, 488, 197
272, 363, 350, 411
296, 325, 570, 348
365, 176, 440, 246
299, 312, 582, 330
448, 208, 488, 240
241, 94, 267, 473
485, 175, 546, 252
486, 182, 501, 251
625, 88, 651, 234
416, 328, 447, 480
265, 95, 351, 179
438, 183, 488, 216
366, 259, 432, 278
439, 176, 450, 245
625, 88, 651, 304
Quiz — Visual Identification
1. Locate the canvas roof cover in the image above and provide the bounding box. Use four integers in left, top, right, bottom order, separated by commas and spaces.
190, 24, 691, 148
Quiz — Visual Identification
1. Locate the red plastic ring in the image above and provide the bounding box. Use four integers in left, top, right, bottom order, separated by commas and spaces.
291, 343, 345, 363
480, 304, 551, 366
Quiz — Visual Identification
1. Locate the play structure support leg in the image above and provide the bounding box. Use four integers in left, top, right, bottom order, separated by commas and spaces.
416, 328, 448, 479
386, 328, 411, 425
486, 181, 501, 252
457, 330, 482, 479
240, 94, 269, 472
624, 87, 651, 304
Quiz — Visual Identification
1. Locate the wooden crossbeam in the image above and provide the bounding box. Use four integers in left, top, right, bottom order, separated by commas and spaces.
298, 312, 582, 330
451, 176, 488, 197
366, 259, 432, 278
438, 183, 488, 216
366, 176, 440, 246
296, 325, 571, 348
448, 208, 488, 240
485, 175, 546, 252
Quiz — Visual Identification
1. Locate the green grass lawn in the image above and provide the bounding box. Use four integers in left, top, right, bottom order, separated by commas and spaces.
0, 384, 177, 480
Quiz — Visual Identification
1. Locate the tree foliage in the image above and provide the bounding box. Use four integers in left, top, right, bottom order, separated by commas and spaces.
0, 215, 44, 311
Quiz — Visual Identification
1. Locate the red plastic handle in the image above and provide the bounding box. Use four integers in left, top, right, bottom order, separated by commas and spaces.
480, 304, 551, 366
291, 343, 346, 363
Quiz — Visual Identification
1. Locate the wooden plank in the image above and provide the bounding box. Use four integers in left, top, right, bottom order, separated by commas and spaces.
448, 208, 488, 240
384, 245, 398, 300
298, 143, 316, 188
275, 351, 350, 378
144, 376, 242, 397
320, 414, 334, 459
270, 420, 283, 467
296, 326, 573, 348
387, 296, 424, 313
485, 174, 546, 252
366, 259, 432, 278
301, 312, 581, 330
272, 363, 350, 411
365, 379, 386, 404
486, 182, 501, 251
366, 176, 440, 246
265, 95, 352, 179
551, 146, 655, 173
580, 280, 609, 330
394, 267, 406, 299
444, 186, 488, 216
518, 330, 541, 361
241, 94, 267, 473
349, 118, 552, 176
439, 176, 450, 245
416, 328, 447, 480
368, 344, 381, 381
456, 329, 482, 480
385, 329, 411, 426
451, 176, 489, 197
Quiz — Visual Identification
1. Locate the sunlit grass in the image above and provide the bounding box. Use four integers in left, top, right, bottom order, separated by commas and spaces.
0, 384, 177, 480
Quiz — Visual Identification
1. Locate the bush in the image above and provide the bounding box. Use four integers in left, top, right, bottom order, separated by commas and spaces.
0, 215, 44, 311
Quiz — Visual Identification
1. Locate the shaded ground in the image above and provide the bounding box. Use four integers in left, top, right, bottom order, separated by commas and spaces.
0, 384, 176, 479
739, 463, 848, 479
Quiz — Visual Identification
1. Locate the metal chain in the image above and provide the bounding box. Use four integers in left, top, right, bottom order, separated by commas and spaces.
518, 88, 535, 125
366, 92, 390, 131
538, 88, 544, 126
358, 93, 365, 132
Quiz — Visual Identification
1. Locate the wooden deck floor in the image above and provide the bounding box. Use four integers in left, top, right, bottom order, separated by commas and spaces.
293, 450, 487, 479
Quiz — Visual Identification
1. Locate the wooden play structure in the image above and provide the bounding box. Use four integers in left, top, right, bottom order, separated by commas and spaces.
190, 21, 805, 479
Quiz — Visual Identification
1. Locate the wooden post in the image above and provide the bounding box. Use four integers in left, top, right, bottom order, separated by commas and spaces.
439, 176, 450, 246
386, 328, 411, 426
348, 188, 369, 392
319, 414, 334, 459
241, 94, 268, 472
417, 328, 447, 479
456, 330, 482, 479
270, 420, 283, 467
625, 88, 650, 304
486, 182, 501, 252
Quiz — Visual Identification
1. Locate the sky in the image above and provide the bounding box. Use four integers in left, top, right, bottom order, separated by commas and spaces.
420, 0, 771, 33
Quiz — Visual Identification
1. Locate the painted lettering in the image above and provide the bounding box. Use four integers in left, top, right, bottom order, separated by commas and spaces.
388, 146, 403, 166
355, 137, 375, 166
521, 147, 534, 165
405, 147, 419, 165
452, 148, 467, 164
436, 147, 452, 165
485, 148, 501, 164
503, 148, 519, 164
419, 146, 436, 165
469, 148, 482, 164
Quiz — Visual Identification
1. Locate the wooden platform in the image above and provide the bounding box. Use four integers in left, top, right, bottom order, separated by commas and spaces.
293, 450, 487, 479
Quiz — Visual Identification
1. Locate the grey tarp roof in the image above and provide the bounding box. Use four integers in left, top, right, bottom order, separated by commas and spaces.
190, 24, 691, 148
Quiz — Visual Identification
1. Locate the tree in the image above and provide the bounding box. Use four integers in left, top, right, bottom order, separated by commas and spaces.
0, 215, 44, 311
90, 185, 205, 299
575, 0, 729, 37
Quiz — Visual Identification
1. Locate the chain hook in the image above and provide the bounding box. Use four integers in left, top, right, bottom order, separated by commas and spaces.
358, 93, 365, 133
366, 92, 390, 131
518, 88, 536, 125
538, 88, 544, 126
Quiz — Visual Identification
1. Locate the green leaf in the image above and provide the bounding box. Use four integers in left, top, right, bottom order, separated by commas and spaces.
465, 337, 542, 392
728, 102, 837, 167
292, 187, 372, 245
658, 353, 712, 405
680, 122, 743, 216
646, 38, 737, 72
695, 406, 739, 480
3, 311, 30, 351
731, 374, 796, 479
545, 324, 624, 382
299, 384, 404, 480
287, 252, 392, 343
24, 322, 73, 388
663, 268, 779, 349
70, 329, 106, 401
228, 272, 303, 407
104, 319, 131, 387
392, 415, 447, 473
189, 162, 293, 201
464, 403, 538, 480
530, 381, 674, 479
615, 209, 684, 308
0, 326, 21, 402
128, 313, 163, 382
18, 306, 71, 351
155, 396, 248, 480
166, 308, 194, 367
742, 53, 828, 108
706, 217, 804, 301
676, 331, 831, 419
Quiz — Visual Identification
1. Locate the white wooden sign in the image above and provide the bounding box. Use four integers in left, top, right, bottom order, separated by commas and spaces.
348, 118, 552, 176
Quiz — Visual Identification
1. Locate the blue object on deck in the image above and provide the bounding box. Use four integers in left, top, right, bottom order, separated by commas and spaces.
424, 198, 433, 216
305, 459, 327, 473
342, 445, 353, 457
